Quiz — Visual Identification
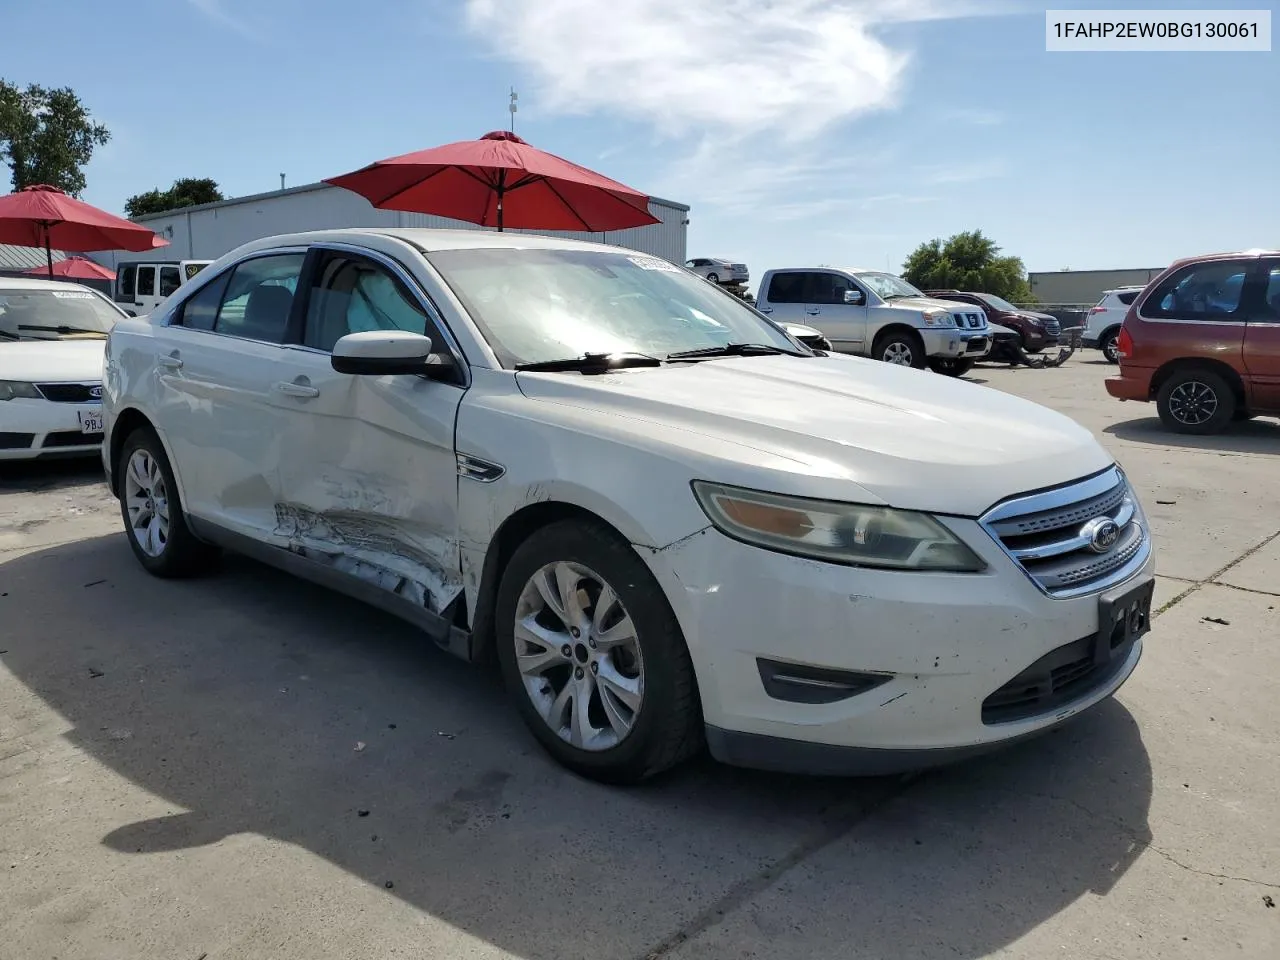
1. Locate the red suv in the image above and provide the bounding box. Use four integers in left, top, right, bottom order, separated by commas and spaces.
1105, 251, 1280, 434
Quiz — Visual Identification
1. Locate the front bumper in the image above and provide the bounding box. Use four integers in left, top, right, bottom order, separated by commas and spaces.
0, 397, 105, 460
641, 522, 1153, 774
920, 328, 990, 358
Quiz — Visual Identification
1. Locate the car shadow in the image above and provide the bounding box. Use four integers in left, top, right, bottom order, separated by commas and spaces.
1105, 416, 1280, 455
0, 455, 103, 492
0, 534, 1153, 960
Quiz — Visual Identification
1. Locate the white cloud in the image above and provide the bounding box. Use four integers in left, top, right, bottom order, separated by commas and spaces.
465, 0, 988, 140
186, 0, 261, 41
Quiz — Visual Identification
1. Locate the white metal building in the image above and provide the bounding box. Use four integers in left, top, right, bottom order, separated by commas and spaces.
92, 181, 690, 271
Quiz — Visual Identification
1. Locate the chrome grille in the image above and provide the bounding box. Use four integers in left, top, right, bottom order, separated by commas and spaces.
952, 312, 984, 329
980, 466, 1149, 599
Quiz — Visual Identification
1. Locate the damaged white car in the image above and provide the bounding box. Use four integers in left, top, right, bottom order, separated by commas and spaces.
102, 229, 1155, 783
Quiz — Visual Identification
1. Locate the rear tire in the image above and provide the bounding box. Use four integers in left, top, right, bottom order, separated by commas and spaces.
1099, 329, 1121, 364
1156, 369, 1235, 435
118, 427, 218, 577
928, 358, 975, 377
873, 331, 926, 369
494, 520, 702, 784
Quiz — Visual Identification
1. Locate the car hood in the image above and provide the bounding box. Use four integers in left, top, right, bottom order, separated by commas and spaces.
515, 354, 1111, 516
1021, 311, 1057, 323
885, 296, 983, 315
0, 339, 105, 382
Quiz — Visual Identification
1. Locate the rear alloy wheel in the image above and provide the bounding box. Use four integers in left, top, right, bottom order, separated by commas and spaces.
119, 428, 218, 577
1100, 329, 1121, 364
928, 357, 975, 377
874, 331, 926, 369
1156, 369, 1235, 435
495, 521, 701, 783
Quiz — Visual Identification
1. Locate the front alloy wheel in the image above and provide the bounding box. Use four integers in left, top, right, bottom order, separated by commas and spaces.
514, 561, 645, 751
495, 520, 701, 783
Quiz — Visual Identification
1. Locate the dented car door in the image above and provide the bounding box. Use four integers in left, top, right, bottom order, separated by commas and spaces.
268, 246, 467, 619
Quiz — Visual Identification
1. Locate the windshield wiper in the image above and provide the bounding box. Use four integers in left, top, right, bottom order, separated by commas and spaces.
18, 324, 108, 336
666, 342, 805, 361
514, 351, 663, 374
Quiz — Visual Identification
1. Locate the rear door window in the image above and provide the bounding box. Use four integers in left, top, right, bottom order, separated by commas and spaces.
136, 265, 157, 301
212, 254, 305, 344
159, 265, 182, 298
766, 272, 807, 304
1145, 260, 1250, 319
118, 264, 136, 302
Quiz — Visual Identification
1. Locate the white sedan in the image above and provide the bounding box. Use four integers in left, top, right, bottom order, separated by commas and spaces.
0, 278, 121, 460
101, 229, 1155, 783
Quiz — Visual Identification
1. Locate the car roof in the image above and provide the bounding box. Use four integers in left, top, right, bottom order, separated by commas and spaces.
0, 277, 98, 293
230, 227, 636, 259
1164, 249, 1279, 271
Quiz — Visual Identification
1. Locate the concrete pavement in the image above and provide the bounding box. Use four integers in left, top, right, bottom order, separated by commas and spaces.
1, 357, 1276, 959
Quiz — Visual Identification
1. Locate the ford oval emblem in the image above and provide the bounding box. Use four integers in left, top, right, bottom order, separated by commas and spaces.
88, 385, 103, 399
1081, 516, 1121, 554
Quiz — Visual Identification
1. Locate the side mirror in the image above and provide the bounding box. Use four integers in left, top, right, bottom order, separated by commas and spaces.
843, 289, 866, 306
331, 331, 434, 375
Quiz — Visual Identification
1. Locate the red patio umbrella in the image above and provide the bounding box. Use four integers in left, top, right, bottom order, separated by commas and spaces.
24, 255, 116, 281
325, 131, 660, 232
0, 184, 167, 278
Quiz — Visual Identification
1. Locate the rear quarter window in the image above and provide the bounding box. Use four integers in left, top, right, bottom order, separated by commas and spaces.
1116, 291, 1139, 306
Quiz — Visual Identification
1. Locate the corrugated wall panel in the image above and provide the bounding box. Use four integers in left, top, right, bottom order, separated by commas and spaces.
96, 184, 687, 268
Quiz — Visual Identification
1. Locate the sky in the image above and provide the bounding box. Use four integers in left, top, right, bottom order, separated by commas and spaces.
2, 0, 1276, 280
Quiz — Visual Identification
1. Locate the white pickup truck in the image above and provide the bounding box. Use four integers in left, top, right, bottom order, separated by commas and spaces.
756, 267, 992, 374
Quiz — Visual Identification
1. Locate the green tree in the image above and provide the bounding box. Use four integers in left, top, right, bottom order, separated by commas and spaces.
125, 177, 224, 219
902, 229, 1035, 303
0, 80, 110, 197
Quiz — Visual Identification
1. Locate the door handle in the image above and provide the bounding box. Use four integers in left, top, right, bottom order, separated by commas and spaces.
805, 308, 821, 316
273, 381, 320, 399
758, 306, 773, 314
158, 355, 183, 370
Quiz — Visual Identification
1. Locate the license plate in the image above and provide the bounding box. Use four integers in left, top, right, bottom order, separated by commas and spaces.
1095, 579, 1154, 661
78, 409, 104, 434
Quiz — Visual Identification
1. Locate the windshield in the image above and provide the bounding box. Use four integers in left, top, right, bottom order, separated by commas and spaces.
978, 293, 1019, 312
852, 272, 924, 300
426, 248, 796, 367
0, 288, 126, 341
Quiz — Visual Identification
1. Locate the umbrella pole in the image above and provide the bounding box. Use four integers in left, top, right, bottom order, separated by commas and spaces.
44, 225, 54, 278
497, 171, 505, 232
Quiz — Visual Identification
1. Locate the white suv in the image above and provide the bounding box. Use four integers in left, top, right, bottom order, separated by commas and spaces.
1083, 286, 1145, 363
101, 228, 1155, 783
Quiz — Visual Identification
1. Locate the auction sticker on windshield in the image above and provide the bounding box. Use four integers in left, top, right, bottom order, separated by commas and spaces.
627, 256, 680, 273
52, 291, 97, 299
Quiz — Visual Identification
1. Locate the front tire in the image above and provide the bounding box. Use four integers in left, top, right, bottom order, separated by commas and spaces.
1156, 369, 1235, 435
1099, 329, 1121, 364
118, 428, 218, 577
495, 520, 702, 783
874, 331, 926, 369
705, 272, 719, 285
928, 357, 975, 377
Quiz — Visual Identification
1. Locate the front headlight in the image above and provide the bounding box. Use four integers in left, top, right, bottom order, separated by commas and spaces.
922, 310, 954, 327
0, 380, 41, 401
692, 482, 985, 572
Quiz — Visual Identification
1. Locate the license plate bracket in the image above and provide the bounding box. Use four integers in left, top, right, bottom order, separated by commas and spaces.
1095, 578, 1154, 663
